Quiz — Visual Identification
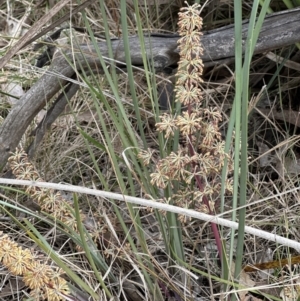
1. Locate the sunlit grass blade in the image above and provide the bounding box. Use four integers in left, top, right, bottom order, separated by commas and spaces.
222, 0, 271, 295
235, 0, 271, 281
23, 219, 100, 299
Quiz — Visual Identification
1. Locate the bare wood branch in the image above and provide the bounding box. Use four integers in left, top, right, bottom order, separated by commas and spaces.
201, 7, 300, 63
1, 7, 300, 170
27, 80, 80, 159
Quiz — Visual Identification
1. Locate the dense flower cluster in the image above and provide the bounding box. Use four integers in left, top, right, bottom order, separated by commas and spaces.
6, 147, 105, 299
0, 232, 69, 300
139, 3, 233, 216
8, 147, 85, 229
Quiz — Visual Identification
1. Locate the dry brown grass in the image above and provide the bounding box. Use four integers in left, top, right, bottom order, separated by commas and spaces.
1, 0, 300, 300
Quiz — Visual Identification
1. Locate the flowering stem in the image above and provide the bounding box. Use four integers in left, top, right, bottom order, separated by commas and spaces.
186, 105, 223, 261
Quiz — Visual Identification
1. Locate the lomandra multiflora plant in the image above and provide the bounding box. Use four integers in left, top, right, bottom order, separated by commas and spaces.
0, 232, 70, 300
8, 147, 87, 231
139, 2, 233, 259
6, 147, 101, 300
1, 148, 79, 300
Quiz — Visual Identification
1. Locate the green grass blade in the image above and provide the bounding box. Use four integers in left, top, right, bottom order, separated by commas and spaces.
23, 219, 99, 299
73, 193, 112, 298
235, 0, 271, 280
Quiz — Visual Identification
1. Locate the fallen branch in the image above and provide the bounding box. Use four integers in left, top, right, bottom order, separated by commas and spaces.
1, 7, 300, 169
0, 177, 300, 252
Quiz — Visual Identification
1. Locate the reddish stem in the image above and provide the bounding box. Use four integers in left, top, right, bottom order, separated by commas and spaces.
186, 102, 223, 262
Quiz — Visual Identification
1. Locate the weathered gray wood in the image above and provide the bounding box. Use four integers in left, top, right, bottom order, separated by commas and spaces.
27, 81, 80, 159
201, 7, 300, 63
1, 7, 300, 170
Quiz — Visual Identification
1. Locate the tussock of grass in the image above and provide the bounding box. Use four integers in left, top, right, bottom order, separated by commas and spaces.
1, 0, 300, 300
